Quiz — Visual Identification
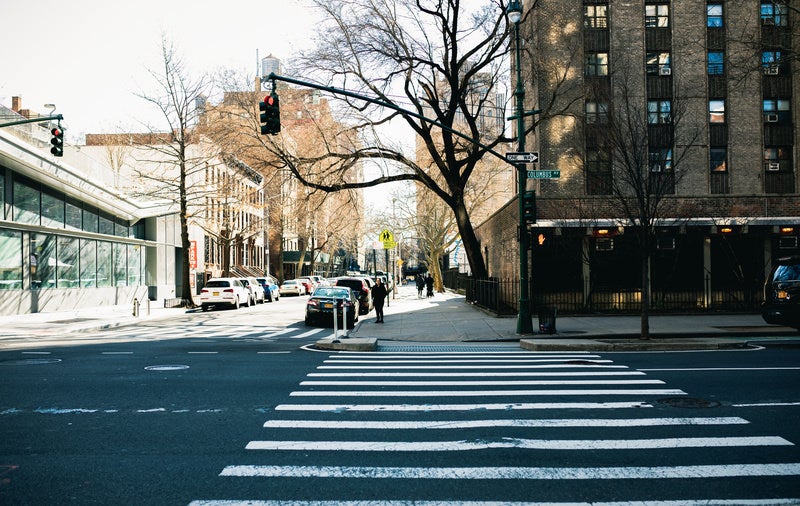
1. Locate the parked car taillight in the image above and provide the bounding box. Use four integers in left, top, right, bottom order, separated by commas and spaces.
223, 288, 234, 293
307, 299, 319, 307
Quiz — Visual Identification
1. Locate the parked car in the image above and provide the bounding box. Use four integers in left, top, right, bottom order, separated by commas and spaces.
199, 277, 250, 311
305, 286, 360, 328
332, 276, 373, 315
279, 279, 306, 296
256, 276, 280, 302
298, 277, 317, 293
762, 255, 800, 330
239, 277, 265, 304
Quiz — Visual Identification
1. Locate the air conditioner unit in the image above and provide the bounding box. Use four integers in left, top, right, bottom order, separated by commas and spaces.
767, 162, 781, 171
659, 67, 672, 76
766, 113, 779, 122
778, 236, 798, 249
595, 238, 614, 251
764, 66, 779, 75
763, 17, 776, 25
656, 237, 676, 250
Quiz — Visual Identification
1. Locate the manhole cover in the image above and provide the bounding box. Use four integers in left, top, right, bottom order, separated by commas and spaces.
0, 358, 62, 365
658, 397, 720, 408
144, 365, 190, 371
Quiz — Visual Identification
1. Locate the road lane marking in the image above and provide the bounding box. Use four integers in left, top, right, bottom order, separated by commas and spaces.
219, 463, 800, 479
261, 417, 750, 429
308, 371, 644, 377
274, 402, 653, 411
244, 436, 792, 452
299, 379, 665, 386
323, 359, 614, 364
316, 364, 628, 370
289, 389, 686, 397
190, 499, 800, 506
326, 354, 602, 359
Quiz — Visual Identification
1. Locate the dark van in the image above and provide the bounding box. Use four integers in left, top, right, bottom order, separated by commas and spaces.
762, 255, 800, 330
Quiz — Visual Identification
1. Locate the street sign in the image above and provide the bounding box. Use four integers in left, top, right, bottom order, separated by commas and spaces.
379, 229, 395, 249
527, 170, 560, 179
506, 151, 539, 163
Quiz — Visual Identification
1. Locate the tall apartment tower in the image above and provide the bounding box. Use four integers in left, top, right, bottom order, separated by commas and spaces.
477, 0, 799, 311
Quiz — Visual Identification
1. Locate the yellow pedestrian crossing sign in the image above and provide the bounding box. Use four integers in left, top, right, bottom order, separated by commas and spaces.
379, 229, 396, 249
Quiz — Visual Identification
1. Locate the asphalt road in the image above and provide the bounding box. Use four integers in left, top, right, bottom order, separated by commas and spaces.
1, 297, 799, 504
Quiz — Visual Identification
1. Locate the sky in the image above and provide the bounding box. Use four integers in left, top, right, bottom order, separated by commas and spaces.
1, 0, 321, 138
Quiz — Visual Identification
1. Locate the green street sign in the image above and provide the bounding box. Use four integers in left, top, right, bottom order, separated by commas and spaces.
527, 170, 560, 179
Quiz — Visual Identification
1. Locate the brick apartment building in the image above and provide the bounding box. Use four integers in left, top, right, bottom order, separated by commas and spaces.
475, 1, 799, 312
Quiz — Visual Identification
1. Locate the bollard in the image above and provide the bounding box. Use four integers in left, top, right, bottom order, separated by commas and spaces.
132, 298, 140, 317
342, 301, 348, 338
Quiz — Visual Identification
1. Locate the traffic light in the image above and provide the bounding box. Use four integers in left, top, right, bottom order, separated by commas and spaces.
259, 93, 281, 135
50, 126, 64, 157
522, 190, 536, 224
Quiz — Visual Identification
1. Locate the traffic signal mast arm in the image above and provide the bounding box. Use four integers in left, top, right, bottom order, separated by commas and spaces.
262, 73, 508, 163
0, 114, 63, 129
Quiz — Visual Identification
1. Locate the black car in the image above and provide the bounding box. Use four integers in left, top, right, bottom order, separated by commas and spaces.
762, 255, 800, 330
305, 286, 360, 328
332, 277, 373, 314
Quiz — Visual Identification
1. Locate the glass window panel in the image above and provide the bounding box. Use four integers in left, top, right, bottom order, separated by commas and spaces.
80, 239, 96, 288
57, 236, 80, 288
710, 148, 727, 172
13, 179, 40, 225
97, 241, 111, 287
65, 199, 82, 231
41, 191, 65, 229
99, 214, 114, 235
0, 167, 5, 220
113, 242, 127, 286
709, 100, 725, 123
707, 4, 723, 27
127, 244, 142, 286
31, 234, 57, 289
0, 229, 23, 290
83, 208, 99, 233
708, 52, 724, 74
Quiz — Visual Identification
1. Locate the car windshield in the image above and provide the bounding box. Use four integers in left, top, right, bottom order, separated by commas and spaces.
314, 288, 349, 298
206, 280, 230, 288
283, 281, 296, 285
336, 280, 363, 290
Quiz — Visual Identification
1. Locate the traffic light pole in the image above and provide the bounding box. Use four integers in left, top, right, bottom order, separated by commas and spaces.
0, 114, 63, 129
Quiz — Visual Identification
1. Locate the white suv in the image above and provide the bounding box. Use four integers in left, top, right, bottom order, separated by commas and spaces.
200, 277, 251, 311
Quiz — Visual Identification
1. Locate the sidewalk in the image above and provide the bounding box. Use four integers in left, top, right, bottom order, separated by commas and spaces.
1, 284, 797, 352
317, 283, 800, 351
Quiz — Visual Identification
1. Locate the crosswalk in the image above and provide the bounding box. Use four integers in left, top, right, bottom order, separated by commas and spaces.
190, 349, 800, 505
91, 324, 330, 341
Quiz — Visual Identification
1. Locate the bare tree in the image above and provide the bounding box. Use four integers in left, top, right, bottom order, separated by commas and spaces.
132, 37, 214, 304
577, 67, 702, 339
257, 0, 543, 280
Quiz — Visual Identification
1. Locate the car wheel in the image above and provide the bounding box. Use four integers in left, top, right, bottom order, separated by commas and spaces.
201, 304, 209, 312
244, 295, 251, 307
232, 296, 239, 309
305, 317, 313, 326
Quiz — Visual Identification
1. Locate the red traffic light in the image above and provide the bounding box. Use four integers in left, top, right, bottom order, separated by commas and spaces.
264, 95, 275, 106
51, 127, 62, 137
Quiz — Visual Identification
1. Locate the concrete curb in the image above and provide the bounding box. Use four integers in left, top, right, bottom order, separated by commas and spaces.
313, 337, 378, 351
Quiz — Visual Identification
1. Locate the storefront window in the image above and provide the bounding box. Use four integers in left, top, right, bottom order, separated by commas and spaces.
83, 208, 99, 233
0, 230, 22, 289
113, 243, 127, 286
31, 234, 57, 289
97, 241, 111, 287
128, 244, 142, 286
57, 236, 79, 288
80, 239, 96, 287
41, 191, 65, 229
99, 214, 114, 235
65, 199, 82, 231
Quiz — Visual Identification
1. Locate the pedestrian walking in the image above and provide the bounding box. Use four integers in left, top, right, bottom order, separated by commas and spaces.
371, 278, 388, 323
415, 274, 425, 298
425, 273, 434, 298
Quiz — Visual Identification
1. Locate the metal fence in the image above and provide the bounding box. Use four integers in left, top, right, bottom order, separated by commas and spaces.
442, 270, 762, 315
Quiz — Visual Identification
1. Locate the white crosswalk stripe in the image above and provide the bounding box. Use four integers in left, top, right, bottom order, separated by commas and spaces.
193, 350, 800, 504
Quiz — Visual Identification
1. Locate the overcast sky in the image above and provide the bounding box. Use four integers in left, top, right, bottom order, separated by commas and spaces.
1, 0, 320, 137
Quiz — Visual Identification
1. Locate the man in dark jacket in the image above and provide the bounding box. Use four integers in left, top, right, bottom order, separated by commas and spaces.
371, 278, 388, 323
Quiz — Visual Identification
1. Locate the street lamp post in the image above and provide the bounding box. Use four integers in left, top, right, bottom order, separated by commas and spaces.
508, 0, 534, 334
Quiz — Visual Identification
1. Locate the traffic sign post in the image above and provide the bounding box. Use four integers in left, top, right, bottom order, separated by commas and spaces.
506, 151, 539, 164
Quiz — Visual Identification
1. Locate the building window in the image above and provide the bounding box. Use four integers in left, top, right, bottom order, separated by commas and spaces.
59, 236, 80, 288
764, 146, 792, 170
97, 241, 112, 287
762, 51, 782, 74
708, 52, 724, 74
649, 148, 673, 172
764, 99, 791, 122
0, 230, 22, 290
761, 2, 788, 26
585, 101, 609, 123
710, 148, 727, 172
79, 239, 96, 288
584, 5, 608, 28
645, 4, 669, 28
31, 234, 57, 289
586, 148, 612, 195
707, 4, 723, 27
709, 100, 725, 123
586, 52, 609, 76
646, 52, 671, 75
647, 100, 671, 124
13, 179, 40, 225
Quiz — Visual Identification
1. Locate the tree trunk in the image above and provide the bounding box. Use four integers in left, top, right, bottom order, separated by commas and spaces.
178, 160, 193, 305
452, 198, 488, 279
640, 251, 651, 340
